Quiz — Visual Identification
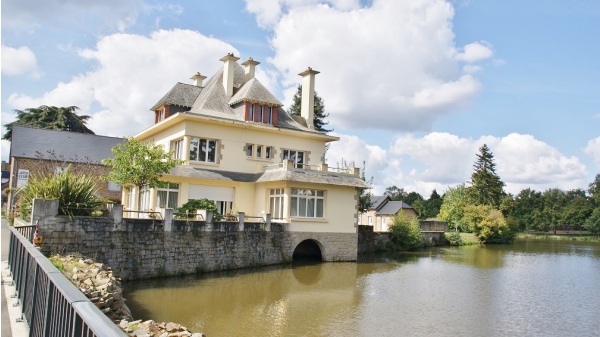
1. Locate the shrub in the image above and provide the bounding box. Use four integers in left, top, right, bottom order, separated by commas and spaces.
462, 204, 516, 243
176, 198, 218, 219
389, 212, 423, 250
445, 232, 463, 246
18, 166, 106, 221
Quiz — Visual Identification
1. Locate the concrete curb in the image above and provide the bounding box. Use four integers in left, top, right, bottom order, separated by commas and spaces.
2, 260, 29, 337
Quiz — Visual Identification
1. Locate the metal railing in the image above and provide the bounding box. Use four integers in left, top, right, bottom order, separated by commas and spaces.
8, 226, 127, 337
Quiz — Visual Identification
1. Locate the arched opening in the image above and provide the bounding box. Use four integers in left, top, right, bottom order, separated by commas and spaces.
292, 239, 323, 261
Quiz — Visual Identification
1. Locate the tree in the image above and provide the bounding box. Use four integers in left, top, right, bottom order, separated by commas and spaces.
437, 184, 470, 231
469, 144, 505, 207
462, 204, 516, 243
423, 189, 443, 219
3, 105, 94, 140
384, 186, 408, 201
589, 173, 600, 206
288, 85, 332, 132
389, 212, 423, 250
507, 188, 544, 230
102, 138, 182, 203
539, 188, 565, 233
357, 162, 373, 213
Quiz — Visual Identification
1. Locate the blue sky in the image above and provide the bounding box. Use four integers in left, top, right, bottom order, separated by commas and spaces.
2, 0, 599, 196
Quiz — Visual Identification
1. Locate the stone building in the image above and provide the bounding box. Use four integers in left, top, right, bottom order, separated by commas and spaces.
6, 125, 126, 209
359, 195, 417, 232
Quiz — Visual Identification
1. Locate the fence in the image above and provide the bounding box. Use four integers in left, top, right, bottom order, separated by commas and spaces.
8, 225, 127, 337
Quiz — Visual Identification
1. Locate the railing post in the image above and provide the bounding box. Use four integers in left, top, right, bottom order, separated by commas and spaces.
238, 212, 245, 231
110, 204, 124, 230
319, 162, 328, 172
31, 199, 59, 225
205, 211, 213, 231
265, 214, 271, 232
164, 208, 173, 232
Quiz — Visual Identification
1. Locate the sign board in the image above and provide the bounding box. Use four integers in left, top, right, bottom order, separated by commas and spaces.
17, 169, 29, 188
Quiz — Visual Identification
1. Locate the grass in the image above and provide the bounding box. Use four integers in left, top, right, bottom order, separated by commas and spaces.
518, 232, 600, 242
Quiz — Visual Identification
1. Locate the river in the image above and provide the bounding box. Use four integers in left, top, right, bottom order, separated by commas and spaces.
123, 239, 600, 337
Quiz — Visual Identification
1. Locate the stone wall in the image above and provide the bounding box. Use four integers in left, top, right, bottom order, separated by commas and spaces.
31, 200, 358, 281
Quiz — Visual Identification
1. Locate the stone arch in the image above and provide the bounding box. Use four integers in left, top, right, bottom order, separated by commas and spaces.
292, 239, 324, 261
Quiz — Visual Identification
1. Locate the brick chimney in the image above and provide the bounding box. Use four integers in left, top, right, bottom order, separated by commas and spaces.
190, 72, 207, 87
242, 57, 260, 80
298, 67, 320, 129
220, 53, 240, 96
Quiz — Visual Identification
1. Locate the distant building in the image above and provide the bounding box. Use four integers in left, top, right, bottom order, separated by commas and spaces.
6, 126, 126, 209
359, 195, 417, 232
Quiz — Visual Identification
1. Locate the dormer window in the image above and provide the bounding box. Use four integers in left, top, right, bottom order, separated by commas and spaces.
245, 102, 278, 126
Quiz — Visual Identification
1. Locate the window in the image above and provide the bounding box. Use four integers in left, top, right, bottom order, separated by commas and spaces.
266, 107, 273, 124
257, 105, 263, 123
171, 139, 184, 160
269, 188, 285, 219
283, 149, 305, 168
368, 216, 373, 226
249, 103, 255, 121
139, 185, 151, 212
290, 188, 324, 218
246, 144, 273, 160
190, 137, 217, 163
157, 182, 179, 209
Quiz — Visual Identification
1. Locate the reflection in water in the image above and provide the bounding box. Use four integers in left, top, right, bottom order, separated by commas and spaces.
124, 239, 600, 337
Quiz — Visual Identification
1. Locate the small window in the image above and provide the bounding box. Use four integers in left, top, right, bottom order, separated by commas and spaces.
265, 146, 272, 159
249, 103, 255, 122
246, 144, 254, 157
267, 107, 273, 124
256, 145, 263, 158
258, 105, 263, 123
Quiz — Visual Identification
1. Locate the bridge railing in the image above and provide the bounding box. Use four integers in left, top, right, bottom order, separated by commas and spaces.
8, 226, 127, 337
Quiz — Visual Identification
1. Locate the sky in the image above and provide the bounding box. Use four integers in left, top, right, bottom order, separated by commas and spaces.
1, 0, 599, 197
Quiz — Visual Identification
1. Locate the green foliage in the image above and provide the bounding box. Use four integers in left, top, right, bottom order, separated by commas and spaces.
18, 166, 106, 221
288, 84, 332, 132
462, 204, 516, 243
358, 161, 373, 213
444, 232, 463, 246
102, 137, 182, 190
589, 173, 600, 206
384, 186, 407, 201
389, 212, 423, 250
3, 105, 94, 140
423, 189, 443, 219
469, 144, 505, 207
438, 184, 470, 232
176, 198, 218, 219
584, 208, 600, 234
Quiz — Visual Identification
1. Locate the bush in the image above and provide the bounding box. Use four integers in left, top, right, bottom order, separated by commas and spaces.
18, 166, 106, 221
462, 204, 516, 243
445, 232, 463, 246
389, 212, 423, 250
176, 198, 218, 219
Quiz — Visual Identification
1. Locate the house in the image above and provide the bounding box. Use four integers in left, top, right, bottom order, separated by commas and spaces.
126, 53, 368, 257
6, 126, 126, 209
359, 195, 417, 232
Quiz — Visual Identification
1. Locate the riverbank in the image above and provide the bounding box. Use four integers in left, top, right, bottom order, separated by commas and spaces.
518, 232, 600, 242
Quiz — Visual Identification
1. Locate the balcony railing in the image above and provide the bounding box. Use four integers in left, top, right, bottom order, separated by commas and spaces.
264, 159, 360, 175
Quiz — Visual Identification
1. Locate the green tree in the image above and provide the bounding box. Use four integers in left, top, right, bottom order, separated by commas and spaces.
288, 85, 331, 132
389, 212, 423, 250
589, 173, 600, 206
384, 185, 408, 201
437, 184, 470, 232
405, 192, 425, 218
469, 144, 505, 207
3, 105, 94, 140
539, 188, 565, 233
462, 204, 516, 243
507, 188, 544, 230
423, 189, 443, 219
102, 138, 182, 204
584, 208, 600, 234
357, 162, 373, 213
561, 189, 593, 229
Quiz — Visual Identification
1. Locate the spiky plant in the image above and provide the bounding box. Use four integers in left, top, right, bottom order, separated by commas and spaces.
18, 165, 106, 220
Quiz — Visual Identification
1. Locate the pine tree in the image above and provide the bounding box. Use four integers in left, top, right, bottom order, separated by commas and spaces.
3, 105, 94, 140
288, 85, 332, 132
469, 144, 505, 207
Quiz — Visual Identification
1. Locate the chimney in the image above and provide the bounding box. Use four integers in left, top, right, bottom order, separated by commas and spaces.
190, 72, 207, 87
242, 57, 260, 79
298, 67, 320, 129
219, 53, 240, 96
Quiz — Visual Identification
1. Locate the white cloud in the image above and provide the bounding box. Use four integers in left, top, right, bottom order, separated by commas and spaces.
4, 29, 238, 138
261, 0, 488, 131
584, 136, 600, 169
1, 45, 39, 77
455, 41, 493, 63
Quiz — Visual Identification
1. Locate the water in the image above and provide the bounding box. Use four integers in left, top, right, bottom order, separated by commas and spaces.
123, 239, 600, 337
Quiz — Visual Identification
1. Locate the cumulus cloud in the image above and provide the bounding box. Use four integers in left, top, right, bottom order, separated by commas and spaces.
585, 136, 600, 168
4, 29, 238, 138
1, 45, 39, 77
253, 0, 488, 131
334, 132, 589, 196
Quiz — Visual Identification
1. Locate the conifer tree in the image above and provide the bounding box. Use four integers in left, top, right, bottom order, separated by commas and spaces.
288, 85, 332, 132
469, 144, 505, 207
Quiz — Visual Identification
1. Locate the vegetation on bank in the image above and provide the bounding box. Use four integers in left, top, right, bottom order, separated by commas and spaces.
517, 232, 600, 242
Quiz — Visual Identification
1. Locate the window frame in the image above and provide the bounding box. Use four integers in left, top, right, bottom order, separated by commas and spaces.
283, 149, 305, 168
190, 137, 218, 163
290, 188, 325, 218
269, 188, 285, 220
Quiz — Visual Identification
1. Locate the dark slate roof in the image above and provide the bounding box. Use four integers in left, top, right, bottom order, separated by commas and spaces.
229, 78, 282, 106
10, 126, 125, 164
150, 82, 202, 111
168, 166, 369, 188
377, 201, 414, 215
370, 195, 390, 210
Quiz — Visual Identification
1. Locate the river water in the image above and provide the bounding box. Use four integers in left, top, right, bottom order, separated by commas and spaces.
123, 239, 600, 337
